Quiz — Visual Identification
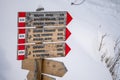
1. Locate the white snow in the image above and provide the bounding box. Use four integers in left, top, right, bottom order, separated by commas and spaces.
0, 0, 120, 80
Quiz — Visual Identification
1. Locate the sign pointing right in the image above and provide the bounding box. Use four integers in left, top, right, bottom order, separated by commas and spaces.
22, 59, 67, 77
17, 10, 73, 80
66, 12, 73, 25
65, 28, 71, 40
65, 43, 71, 56
27, 71, 56, 80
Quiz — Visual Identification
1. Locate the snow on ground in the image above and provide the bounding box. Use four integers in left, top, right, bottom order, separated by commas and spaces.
1, 0, 120, 80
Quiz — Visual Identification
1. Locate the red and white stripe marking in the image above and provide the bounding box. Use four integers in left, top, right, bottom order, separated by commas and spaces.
18, 12, 26, 27
17, 45, 25, 60
18, 29, 26, 44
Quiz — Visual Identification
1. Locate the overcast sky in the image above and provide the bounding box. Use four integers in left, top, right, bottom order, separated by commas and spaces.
0, 0, 120, 80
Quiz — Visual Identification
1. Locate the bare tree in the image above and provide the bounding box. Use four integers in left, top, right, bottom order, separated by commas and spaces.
98, 24, 120, 80
101, 50, 107, 62
98, 33, 108, 51
114, 37, 120, 51
99, 35, 120, 80
109, 48, 120, 72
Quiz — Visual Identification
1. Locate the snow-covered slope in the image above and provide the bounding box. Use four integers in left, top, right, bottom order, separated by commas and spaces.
0, 0, 120, 80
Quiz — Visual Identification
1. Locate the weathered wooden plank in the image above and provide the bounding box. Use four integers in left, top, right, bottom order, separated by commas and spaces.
27, 71, 56, 80
22, 59, 67, 77
17, 27, 66, 44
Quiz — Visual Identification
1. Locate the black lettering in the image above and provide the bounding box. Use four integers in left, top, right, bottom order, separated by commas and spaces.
60, 14, 65, 16
33, 54, 35, 57
59, 18, 64, 20
58, 28, 64, 31
44, 29, 55, 32
33, 45, 44, 49
57, 33, 63, 35
45, 14, 53, 16
45, 22, 55, 25
57, 49, 63, 51
33, 38, 43, 41
59, 22, 64, 24
57, 45, 63, 47
45, 38, 52, 40
35, 54, 49, 57
57, 53, 64, 56
41, 34, 53, 36
33, 22, 44, 26
34, 14, 44, 17
33, 50, 45, 53
57, 37, 63, 40
33, 34, 40, 37
33, 29, 42, 33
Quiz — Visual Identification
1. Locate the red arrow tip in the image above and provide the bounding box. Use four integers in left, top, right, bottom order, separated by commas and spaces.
66, 28, 71, 40
66, 12, 72, 25
65, 43, 71, 56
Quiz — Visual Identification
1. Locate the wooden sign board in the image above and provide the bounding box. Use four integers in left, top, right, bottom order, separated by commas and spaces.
22, 59, 67, 77
27, 71, 56, 80
41, 74, 56, 80
18, 27, 66, 44
18, 43, 66, 59
26, 43, 65, 59
18, 11, 67, 27
17, 11, 72, 60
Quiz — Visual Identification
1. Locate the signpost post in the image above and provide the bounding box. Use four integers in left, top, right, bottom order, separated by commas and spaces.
27, 71, 56, 80
17, 10, 72, 80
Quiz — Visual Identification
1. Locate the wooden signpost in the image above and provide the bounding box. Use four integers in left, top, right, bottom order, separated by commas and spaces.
27, 71, 56, 80
18, 43, 71, 59
18, 27, 66, 43
18, 11, 68, 27
17, 10, 72, 80
22, 59, 67, 77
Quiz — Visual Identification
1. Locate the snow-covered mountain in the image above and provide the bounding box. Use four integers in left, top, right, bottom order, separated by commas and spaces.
0, 0, 120, 80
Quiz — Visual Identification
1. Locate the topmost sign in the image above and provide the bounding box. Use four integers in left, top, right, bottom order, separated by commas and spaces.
18, 11, 72, 27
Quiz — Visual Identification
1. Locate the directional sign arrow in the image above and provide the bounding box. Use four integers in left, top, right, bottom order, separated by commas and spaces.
18, 11, 67, 27
42, 59, 67, 77
18, 27, 66, 44
27, 71, 56, 80
17, 42, 71, 60
17, 11, 72, 60
66, 12, 73, 25
18, 11, 72, 27
65, 28, 71, 40
22, 59, 67, 77
65, 43, 71, 56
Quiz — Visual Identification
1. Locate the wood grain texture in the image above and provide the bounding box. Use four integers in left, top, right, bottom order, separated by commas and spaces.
27, 71, 56, 80
25, 43, 65, 59
22, 59, 67, 77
